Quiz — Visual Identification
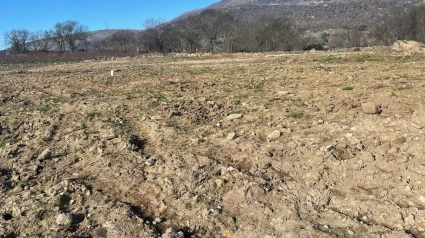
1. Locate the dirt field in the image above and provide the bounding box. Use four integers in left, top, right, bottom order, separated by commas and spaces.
1, 48, 425, 237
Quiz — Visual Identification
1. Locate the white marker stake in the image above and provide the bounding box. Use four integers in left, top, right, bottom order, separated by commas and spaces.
111, 70, 114, 77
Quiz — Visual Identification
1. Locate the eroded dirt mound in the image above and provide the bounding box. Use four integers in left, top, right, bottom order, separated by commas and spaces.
392, 40, 424, 54
1, 49, 425, 237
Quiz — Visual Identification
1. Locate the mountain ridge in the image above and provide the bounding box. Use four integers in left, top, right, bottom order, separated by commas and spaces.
176, 0, 425, 31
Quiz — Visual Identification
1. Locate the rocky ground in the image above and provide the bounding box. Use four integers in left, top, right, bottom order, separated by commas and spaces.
1, 48, 425, 237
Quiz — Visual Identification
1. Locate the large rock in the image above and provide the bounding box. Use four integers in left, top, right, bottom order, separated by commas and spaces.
37, 149, 52, 161
268, 130, 282, 140
227, 132, 238, 140
56, 213, 73, 226
412, 104, 425, 129
162, 227, 184, 238
362, 102, 381, 114
226, 114, 243, 121
392, 40, 424, 54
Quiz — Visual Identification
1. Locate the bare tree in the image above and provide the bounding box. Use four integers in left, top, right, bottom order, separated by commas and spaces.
4, 29, 30, 53
52, 20, 88, 52
235, 21, 261, 52
42, 30, 54, 51
371, 5, 425, 45
109, 30, 136, 51
342, 24, 369, 48
327, 30, 346, 48
406, 5, 425, 42
161, 24, 184, 53
175, 16, 201, 52
91, 38, 108, 50
76, 25, 90, 50
29, 30, 45, 51
221, 14, 239, 53
195, 9, 233, 53
184, 17, 202, 52
52, 22, 67, 52
139, 18, 166, 53
257, 17, 300, 52
63, 20, 87, 51
143, 18, 165, 29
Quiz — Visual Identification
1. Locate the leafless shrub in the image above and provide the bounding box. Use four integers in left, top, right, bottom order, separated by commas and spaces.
0, 50, 136, 64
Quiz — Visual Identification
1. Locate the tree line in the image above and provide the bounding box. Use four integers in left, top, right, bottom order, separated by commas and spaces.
371, 4, 425, 45
102, 10, 308, 53
3, 4, 425, 55
3, 20, 89, 53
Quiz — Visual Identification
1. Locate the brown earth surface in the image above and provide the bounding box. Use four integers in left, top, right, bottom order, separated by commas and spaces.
1, 48, 425, 237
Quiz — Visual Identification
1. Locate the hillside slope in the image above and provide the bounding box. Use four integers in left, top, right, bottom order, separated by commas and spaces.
177, 0, 424, 30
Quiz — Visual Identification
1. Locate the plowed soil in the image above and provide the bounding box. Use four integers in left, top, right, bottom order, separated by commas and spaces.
1, 48, 425, 237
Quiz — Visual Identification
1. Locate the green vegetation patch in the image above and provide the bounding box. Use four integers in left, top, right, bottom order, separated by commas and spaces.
313, 56, 343, 64
102, 118, 114, 124
0, 135, 19, 148
51, 98, 68, 104
394, 55, 412, 61
287, 112, 304, 119
85, 130, 99, 135
244, 80, 265, 92
38, 105, 52, 112
202, 130, 214, 138
353, 55, 378, 63
186, 67, 220, 75
152, 92, 167, 101
342, 86, 354, 90
86, 111, 101, 119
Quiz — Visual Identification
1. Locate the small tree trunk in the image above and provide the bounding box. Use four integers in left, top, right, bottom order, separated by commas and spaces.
210, 39, 214, 53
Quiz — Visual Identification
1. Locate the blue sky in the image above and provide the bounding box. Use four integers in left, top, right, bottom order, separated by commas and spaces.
0, 0, 219, 49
